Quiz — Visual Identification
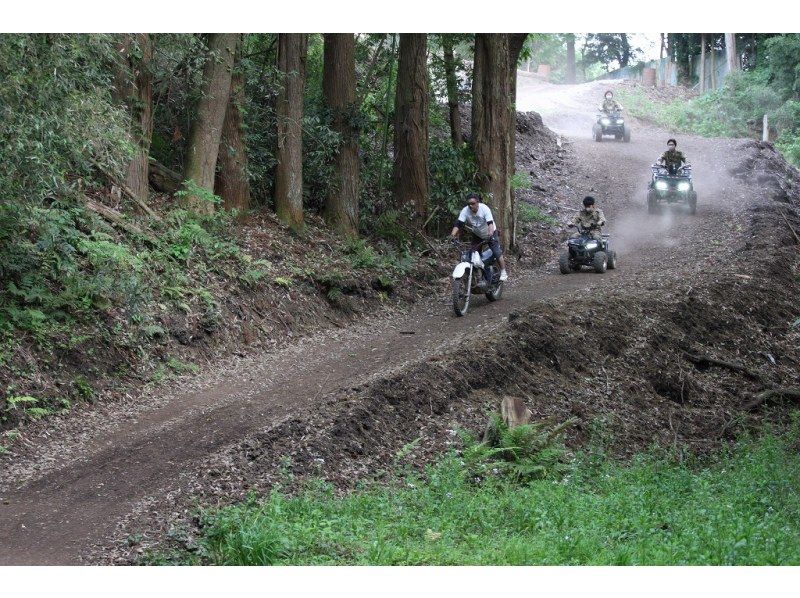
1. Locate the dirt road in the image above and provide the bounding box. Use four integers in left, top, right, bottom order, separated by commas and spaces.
0, 77, 757, 564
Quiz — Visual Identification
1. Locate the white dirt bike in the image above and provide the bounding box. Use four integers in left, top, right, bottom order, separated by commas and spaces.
451, 238, 503, 317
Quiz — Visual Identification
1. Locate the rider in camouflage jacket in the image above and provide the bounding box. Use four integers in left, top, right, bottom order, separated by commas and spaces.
658, 139, 687, 172
571, 196, 606, 240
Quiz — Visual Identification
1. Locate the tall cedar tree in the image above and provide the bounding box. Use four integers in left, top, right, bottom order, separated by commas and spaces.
323, 33, 360, 236
216, 36, 251, 212
275, 33, 309, 229
472, 33, 513, 249
507, 33, 528, 250
392, 33, 429, 222
183, 33, 238, 214
566, 34, 577, 84
441, 35, 463, 147
113, 33, 154, 204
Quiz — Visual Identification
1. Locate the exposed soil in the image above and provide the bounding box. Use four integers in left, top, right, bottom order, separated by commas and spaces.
1, 78, 798, 565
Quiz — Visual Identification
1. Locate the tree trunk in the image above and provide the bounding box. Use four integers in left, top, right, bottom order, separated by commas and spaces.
725, 33, 738, 73
711, 45, 717, 90
442, 36, 463, 147
566, 34, 576, 84
215, 38, 251, 213
507, 33, 527, 251
472, 33, 513, 250
183, 33, 238, 214
148, 158, 181, 194
274, 33, 308, 229
699, 33, 706, 92
392, 33, 429, 222
323, 33, 359, 236
113, 33, 154, 206
620, 33, 631, 67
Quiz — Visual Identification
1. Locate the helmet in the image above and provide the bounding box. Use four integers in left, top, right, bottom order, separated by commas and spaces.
583, 196, 595, 207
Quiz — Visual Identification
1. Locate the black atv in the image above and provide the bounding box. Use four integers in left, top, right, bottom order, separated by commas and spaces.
647, 163, 697, 214
559, 225, 617, 274
592, 110, 631, 143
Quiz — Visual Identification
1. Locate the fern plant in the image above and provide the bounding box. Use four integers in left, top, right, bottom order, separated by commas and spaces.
460, 414, 576, 484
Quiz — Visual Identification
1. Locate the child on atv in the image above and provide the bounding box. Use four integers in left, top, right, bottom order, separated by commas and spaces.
569, 196, 606, 240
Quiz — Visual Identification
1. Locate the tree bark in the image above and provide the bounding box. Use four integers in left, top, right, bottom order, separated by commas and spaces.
323, 33, 359, 236
275, 33, 308, 230
183, 33, 238, 214
215, 36, 251, 213
699, 33, 706, 92
472, 34, 513, 250
507, 33, 527, 251
113, 33, 154, 207
566, 34, 576, 84
392, 33, 429, 222
725, 33, 738, 73
441, 35, 463, 147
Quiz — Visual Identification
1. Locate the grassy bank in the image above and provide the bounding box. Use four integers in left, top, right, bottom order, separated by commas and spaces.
616, 74, 800, 167
164, 419, 800, 565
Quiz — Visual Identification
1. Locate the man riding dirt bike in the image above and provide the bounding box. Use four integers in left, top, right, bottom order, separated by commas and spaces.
450, 192, 508, 282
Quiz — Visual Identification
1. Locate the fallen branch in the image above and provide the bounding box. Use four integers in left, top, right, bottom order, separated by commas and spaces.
683, 352, 762, 381
91, 159, 162, 222
148, 157, 182, 194
744, 387, 800, 411
84, 198, 157, 244
778, 208, 800, 245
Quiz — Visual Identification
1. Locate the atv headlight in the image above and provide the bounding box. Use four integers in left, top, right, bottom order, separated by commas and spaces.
655, 181, 669, 191
677, 181, 691, 191
585, 241, 598, 249
616, 119, 624, 124
601, 118, 610, 125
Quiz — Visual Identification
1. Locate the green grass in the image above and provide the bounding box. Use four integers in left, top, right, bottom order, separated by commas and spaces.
182, 422, 800, 565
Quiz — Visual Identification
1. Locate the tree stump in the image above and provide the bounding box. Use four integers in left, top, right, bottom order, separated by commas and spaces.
501, 397, 532, 429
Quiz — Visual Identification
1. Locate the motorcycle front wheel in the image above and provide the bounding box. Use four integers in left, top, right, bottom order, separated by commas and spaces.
452, 276, 471, 316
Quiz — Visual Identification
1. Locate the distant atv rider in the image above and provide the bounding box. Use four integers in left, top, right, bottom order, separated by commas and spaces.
658, 138, 688, 174
450, 192, 509, 281
569, 196, 606, 241
599, 90, 623, 114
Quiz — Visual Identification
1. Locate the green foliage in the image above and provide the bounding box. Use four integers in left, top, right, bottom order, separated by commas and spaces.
178, 425, 800, 565
518, 203, 557, 226
461, 416, 574, 483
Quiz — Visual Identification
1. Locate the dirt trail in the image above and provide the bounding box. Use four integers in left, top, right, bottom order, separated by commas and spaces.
0, 76, 758, 565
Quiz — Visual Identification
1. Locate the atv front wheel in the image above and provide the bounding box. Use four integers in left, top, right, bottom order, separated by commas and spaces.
558, 252, 572, 274
647, 190, 657, 214
607, 250, 617, 270
452, 277, 471, 316
688, 192, 697, 215
623, 125, 631, 142
592, 124, 602, 142
593, 251, 608, 274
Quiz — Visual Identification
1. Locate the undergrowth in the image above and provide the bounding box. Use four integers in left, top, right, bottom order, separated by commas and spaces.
160, 416, 800, 565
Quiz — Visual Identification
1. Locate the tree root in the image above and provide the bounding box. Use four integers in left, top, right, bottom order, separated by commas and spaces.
744, 387, 800, 411
683, 352, 763, 381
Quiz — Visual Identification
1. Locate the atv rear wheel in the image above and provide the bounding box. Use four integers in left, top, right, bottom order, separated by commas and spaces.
593, 251, 608, 274
623, 124, 631, 142
607, 250, 617, 270
452, 277, 470, 316
559, 252, 572, 274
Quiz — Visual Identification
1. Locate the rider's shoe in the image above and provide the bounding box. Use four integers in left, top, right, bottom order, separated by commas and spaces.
500, 269, 508, 281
